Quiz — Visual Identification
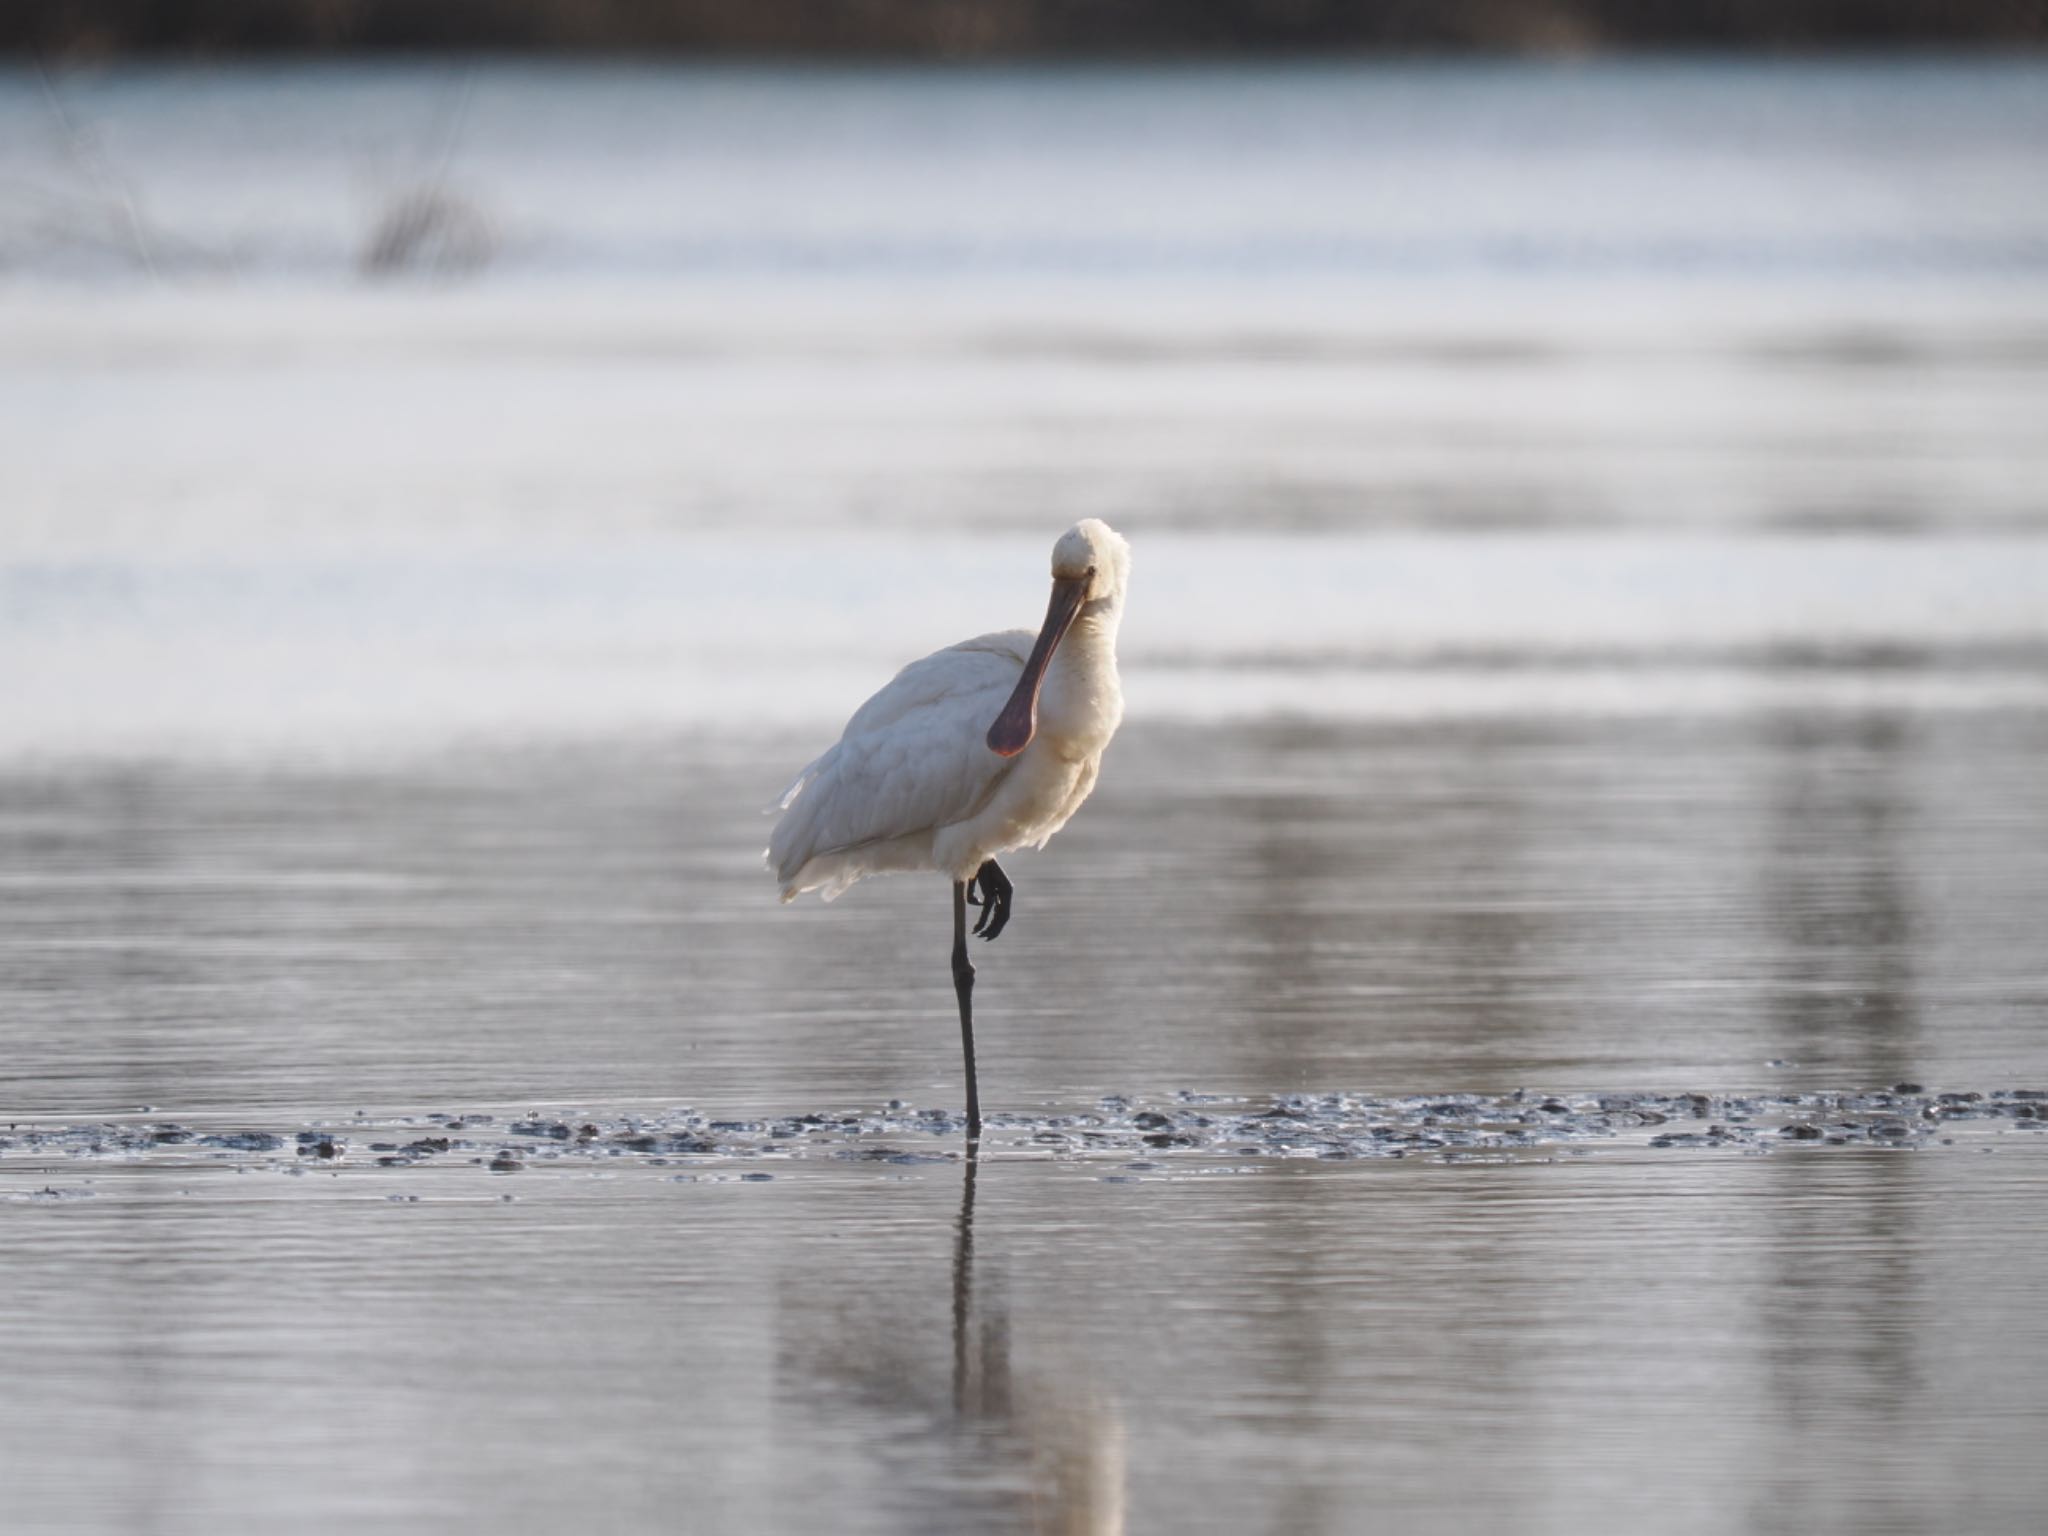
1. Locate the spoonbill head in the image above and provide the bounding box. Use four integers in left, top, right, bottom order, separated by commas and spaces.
987, 518, 1131, 757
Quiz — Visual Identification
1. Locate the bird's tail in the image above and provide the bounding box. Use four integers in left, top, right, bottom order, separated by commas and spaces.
762, 746, 838, 892
763, 751, 826, 817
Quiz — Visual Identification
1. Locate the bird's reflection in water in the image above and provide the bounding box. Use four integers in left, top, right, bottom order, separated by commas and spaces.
952, 1156, 1005, 1419
776, 1157, 1125, 1534
951, 1159, 1127, 1535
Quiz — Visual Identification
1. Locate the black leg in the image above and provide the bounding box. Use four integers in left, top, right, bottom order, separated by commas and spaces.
952, 880, 982, 1143
969, 858, 1014, 942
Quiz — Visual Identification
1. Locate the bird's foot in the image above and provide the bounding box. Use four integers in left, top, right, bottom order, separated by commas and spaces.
968, 859, 1014, 941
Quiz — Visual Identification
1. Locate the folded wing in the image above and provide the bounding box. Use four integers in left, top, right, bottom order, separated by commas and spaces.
769, 632, 1031, 899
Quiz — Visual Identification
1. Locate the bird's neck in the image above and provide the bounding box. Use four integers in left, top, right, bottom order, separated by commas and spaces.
1055, 600, 1121, 675
1039, 601, 1122, 746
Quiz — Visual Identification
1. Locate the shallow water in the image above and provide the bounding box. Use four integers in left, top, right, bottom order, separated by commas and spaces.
6, 1125, 2048, 1535
5, 57, 2048, 1536
6, 718, 2048, 1534
5, 714, 2048, 1118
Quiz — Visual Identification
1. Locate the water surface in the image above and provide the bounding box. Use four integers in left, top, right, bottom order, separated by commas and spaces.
4, 58, 2048, 1536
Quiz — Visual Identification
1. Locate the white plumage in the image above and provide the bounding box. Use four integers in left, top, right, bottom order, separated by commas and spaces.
769, 519, 1130, 904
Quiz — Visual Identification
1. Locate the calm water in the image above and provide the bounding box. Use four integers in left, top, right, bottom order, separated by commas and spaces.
4, 59, 2048, 1536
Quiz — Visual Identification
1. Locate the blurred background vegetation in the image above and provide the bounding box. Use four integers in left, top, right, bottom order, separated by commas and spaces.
10, 0, 2047, 58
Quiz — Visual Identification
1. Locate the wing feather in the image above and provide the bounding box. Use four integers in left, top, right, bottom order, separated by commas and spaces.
768, 632, 1030, 896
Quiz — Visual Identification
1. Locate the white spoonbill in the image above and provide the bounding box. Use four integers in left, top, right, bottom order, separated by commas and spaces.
768, 519, 1131, 1142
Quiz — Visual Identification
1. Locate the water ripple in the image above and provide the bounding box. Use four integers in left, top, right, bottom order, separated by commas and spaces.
4, 1084, 2041, 1189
